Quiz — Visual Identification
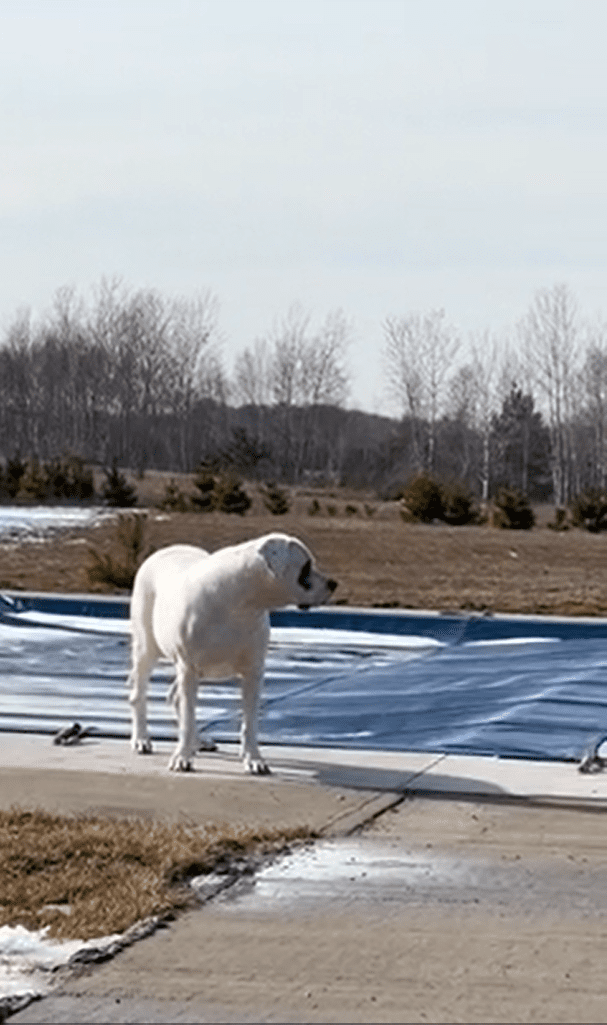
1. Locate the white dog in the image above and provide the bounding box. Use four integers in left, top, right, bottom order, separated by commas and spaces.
128, 533, 337, 774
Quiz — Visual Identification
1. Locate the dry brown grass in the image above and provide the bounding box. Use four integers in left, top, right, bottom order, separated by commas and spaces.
0, 808, 312, 941
2, 498, 607, 616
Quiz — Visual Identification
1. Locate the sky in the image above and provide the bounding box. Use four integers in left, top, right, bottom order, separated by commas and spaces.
1, 0, 607, 411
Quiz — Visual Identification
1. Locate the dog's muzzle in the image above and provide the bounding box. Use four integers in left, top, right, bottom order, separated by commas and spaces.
299, 578, 338, 610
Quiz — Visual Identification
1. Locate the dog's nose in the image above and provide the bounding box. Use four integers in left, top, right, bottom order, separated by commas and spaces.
327, 579, 338, 593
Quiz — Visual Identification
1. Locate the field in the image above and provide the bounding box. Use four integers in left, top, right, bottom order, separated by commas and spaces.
0, 475, 607, 616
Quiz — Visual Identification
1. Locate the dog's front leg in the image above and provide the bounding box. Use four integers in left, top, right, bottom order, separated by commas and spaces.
240, 670, 270, 775
168, 662, 198, 772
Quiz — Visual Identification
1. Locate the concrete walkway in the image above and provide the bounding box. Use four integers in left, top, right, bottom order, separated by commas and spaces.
4, 734, 607, 1024
2, 733, 607, 807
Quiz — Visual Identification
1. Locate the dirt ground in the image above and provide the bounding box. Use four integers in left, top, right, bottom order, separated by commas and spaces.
2, 501, 607, 616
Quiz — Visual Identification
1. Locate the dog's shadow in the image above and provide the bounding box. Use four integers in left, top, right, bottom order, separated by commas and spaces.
277, 758, 508, 797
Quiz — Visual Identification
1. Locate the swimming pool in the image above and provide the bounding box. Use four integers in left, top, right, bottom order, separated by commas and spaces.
2, 594, 607, 762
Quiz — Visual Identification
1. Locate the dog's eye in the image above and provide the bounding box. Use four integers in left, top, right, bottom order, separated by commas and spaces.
298, 559, 312, 590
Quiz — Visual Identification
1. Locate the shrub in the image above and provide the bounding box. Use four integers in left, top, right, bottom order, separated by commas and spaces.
44, 458, 70, 500
87, 514, 150, 590
46, 456, 95, 502
401, 473, 444, 523
191, 467, 251, 515
191, 465, 217, 512
214, 473, 252, 515
492, 487, 535, 530
441, 481, 477, 526
0, 457, 27, 499
20, 459, 48, 502
547, 506, 570, 531
260, 481, 291, 515
570, 488, 607, 532
158, 479, 190, 512
101, 461, 137, 508
0, 456, 94, 503
65, 457, 95, 501
398, 503, 417, 523
344, 504, 358, 516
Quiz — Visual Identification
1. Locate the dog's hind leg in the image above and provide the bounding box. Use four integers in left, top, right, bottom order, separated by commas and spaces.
168, 661, 198, 772
128, 644, 159, 754
128, 563, 162, 754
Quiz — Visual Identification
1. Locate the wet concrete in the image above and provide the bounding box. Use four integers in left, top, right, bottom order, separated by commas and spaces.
212, 833, 607, 920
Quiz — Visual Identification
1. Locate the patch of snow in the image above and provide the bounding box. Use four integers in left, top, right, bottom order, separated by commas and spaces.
0, 506, 114, 542
270, 627, 443, 651
3, 611, 130, 636
0, 924, 120, 1000
462, 637, 561, 648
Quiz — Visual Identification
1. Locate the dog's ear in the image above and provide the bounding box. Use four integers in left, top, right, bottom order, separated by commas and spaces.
259, 535, 307, 580
258, 535, 291, 579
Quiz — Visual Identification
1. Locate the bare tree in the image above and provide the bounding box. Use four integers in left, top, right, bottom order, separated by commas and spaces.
519, 284, 580, 505
39, 286, 99, 457
383, 308, 460, 471
231, 339, 274, 463
0, 308, 35, 456
232, 338, 273, 407
579, 318, 607, 489
470, 334, 513, 500
88, 279, 227, 468
164, 290, 225, 468
298, 309, 351, 407
88, 280, 166, 463
259, 303, 351, 409
268, 304, 309, 408
296, 308, 351, 481
0, 277, 229, 473
231, 304, 351, 480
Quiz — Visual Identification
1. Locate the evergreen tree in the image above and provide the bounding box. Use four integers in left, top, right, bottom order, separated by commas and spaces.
260, 481, 291, 515
490, 386, 551, 500
101, 461, 138, 507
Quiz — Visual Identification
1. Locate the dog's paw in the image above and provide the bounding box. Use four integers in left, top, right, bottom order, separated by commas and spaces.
133, 738, 153, 754
244, 756, 271, 776
168, 754, 193, 772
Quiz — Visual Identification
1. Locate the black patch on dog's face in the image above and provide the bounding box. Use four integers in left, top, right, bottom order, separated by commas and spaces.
298, 558, 312, 591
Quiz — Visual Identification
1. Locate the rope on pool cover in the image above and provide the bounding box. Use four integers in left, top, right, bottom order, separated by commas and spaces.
3, 596, 605, 766
197, 617, 607, 768
15, 598, 587, 763
199, 620, 469, 737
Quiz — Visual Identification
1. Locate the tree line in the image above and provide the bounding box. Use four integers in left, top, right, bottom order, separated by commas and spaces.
1, 278, 606, 505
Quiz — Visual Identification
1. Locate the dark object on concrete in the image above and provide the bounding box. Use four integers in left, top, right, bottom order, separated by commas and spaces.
53, 723, 96, 746
578, 734, 607, 773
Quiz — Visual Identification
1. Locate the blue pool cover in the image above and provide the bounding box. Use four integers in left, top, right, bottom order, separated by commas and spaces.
2, 593, 607, 762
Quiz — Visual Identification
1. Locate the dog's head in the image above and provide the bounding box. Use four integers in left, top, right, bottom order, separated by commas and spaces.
258, 533, 338, 610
